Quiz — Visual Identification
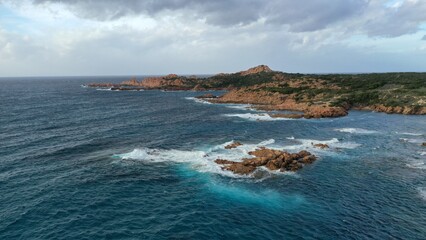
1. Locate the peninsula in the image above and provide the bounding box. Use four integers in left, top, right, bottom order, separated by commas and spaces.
87, 65, 426, 118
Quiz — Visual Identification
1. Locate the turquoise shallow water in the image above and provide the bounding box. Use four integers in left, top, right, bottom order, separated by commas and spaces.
0, 77, 425, 239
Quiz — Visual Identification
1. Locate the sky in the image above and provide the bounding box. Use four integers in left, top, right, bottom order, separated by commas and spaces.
0, 0, 426, 76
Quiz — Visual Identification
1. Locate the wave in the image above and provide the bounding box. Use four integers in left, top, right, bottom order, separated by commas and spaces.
418, 187, 426, 201
223, 113, 295, 121
185, 97, 212, 105
406, 161, 426, 170
420, 152, 426, 156
225, 104, 256, 111
116, 139, 278, 179
96, 88, 112, 91
397, 132, 423, 136
284, 137, 360, 151
399, 138, 424, 144
334, 128, 378, 134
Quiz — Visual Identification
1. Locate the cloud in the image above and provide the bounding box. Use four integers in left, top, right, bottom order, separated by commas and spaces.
32, 0, 370, 32
361, 0, 426, 37
422, 35, 426, 40
0, 0, 425, 76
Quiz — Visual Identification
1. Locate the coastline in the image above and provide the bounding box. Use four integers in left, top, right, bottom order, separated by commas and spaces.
85, 65, 426, 119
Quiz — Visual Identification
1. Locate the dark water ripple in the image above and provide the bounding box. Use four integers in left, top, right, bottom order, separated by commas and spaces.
0, 77, 425, 239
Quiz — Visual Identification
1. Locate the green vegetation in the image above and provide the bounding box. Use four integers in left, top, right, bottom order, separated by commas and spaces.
201, 72, 278, 88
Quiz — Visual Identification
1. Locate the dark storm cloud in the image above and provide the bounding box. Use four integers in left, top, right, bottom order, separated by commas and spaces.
33, 0, 368, 31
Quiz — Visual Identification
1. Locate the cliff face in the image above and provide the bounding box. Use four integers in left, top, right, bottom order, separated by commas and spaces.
210, 88, 348, 118
121, 74, 196, 89
359, 105, 426, 115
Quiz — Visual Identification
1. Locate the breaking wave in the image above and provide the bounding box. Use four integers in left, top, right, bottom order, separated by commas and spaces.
406, 161, 426, 170
284, 137, 361, 152
184, 97, 212, 104
334, 128, 378, 134
397, 132, 423, 136
223, 113, 295, 121
225, 104, 256, 111
96, 88, 113, 91
115, 139, 278, 178
418, 187, 426, 201
399, 138, 424, 144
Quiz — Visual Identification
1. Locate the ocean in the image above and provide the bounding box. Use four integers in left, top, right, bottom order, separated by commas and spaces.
0, 77, 425, 239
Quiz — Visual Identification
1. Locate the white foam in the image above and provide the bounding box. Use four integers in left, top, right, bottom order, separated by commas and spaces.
420, 152, 426, 156
418, 187, 426, 201
223, 113, 294, 121
406, 161, 426, 170
185, 97, 212, 104
225, 104, 256, 111
397, 132, 423, 136
116, 139, 284, 179
284, 137, 360, 151
399, 138, 424, 144
96, 88, 112, 91
286, 136, 295, 140
334, 128, 378, 134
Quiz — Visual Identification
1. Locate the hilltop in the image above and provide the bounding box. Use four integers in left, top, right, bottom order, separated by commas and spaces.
87, 65, 426, 118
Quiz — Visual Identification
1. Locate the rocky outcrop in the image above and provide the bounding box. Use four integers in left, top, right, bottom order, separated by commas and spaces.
303, 106, 348, 118
87, 83, 119, 88
215, 147, 317, 175
238, 65, 273, 76
224, 142, 243, 149
422, 142, 426, 147
360, 105, 426, 115
209, 89, 348, 118
270, 113, 304, 119
313, 143, 329, 149
121, 78, 140, 86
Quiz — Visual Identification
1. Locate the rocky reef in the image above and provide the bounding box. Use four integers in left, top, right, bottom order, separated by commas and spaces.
215, 146, 317, 175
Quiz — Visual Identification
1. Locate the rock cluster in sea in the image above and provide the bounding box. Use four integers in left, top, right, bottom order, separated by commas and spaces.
215, 146, 317, 175
224, 142, 243, 149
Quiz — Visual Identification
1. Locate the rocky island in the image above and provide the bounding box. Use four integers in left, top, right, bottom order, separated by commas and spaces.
217, 143, 317, 175
87, 65, 426, 118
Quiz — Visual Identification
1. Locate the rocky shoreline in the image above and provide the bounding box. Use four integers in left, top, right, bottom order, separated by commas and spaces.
86, 65, 426, 118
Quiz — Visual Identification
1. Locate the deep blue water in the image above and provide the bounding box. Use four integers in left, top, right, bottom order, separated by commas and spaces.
0, 77, 425, 239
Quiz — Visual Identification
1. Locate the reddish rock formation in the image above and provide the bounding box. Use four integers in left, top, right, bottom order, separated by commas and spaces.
270, 113, 304, 119
359, 105, 426, 115
214, 159, 238, 165
313, 143, 329, 149
238, 65, 273, 76
224, 142, 243, 149
209, 88, 348, 118
121, 78, 140, 86
215, 147, 317, 175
